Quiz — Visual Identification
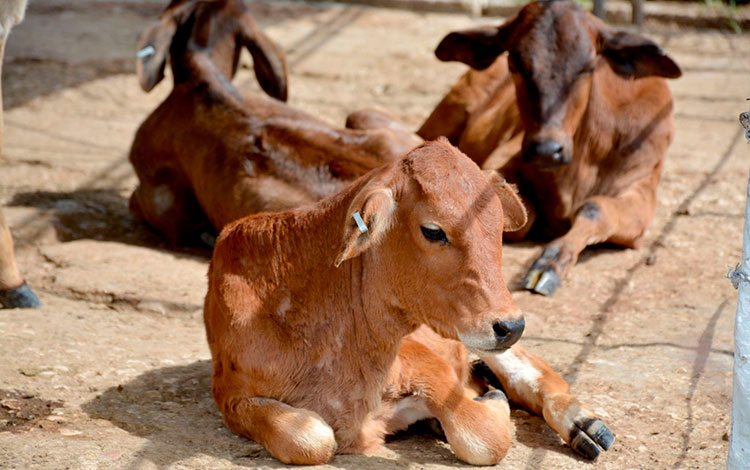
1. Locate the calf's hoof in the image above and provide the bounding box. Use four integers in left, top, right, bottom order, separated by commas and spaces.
200, 231, 217, 248
0, 282, 42, 309
569, 418, 614, 460
522, 245, 564, 296
543, 394, 614, 460
474, 389, 508, 403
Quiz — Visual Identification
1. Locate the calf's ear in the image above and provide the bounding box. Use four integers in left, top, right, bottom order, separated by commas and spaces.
136, 18, 177, 92
600, 31, 681, 79
434, 26, 508, 71
239, 15, 289, 102
136, 2, 197, 92
484, 170, 527, 232
335, 185, 397, 267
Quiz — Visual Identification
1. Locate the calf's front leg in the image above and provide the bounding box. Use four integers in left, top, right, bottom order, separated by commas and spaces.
479, 345, 614, 459
524, 186, 656, 296
385, 340, 512, 465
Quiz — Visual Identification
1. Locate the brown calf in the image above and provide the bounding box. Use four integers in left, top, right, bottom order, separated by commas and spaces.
129, 0, 420, 245
419, 0, 681, 295
205, 140, 613, 465
0, 0, 41, 308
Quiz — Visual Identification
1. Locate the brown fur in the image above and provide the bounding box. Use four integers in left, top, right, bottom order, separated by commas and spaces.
419, 0, 681, 294
205, 140, 612, 464
129, 0, 422, 245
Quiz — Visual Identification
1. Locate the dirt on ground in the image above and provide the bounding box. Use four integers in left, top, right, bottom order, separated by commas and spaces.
0, 1, 747, 469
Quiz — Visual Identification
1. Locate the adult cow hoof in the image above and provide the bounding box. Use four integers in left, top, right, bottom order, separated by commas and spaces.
523, 245, 563, 296
0, 282, 42, 309
569, 418, 614, 460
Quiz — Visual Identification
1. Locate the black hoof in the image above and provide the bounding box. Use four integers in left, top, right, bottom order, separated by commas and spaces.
523, 246, 563, 296
0, 282, 42, 309
200, 231, 217, 248
570, 418, 614, 460
474, 389, 508, 403
525, 269, 561, 296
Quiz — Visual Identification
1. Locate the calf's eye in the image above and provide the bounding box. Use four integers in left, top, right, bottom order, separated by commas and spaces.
421, 224, 449, 245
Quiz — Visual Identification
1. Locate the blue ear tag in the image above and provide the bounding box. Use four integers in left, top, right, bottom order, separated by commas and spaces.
353, 211, 368, 233
137, 45, 156, 58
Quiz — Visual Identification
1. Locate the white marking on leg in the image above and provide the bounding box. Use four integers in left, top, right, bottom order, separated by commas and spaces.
152, 185, 174, 216
481, 349, 541, 404
276, 295, 290, 320
243, 158, 256, 177
393, 396, 432, 426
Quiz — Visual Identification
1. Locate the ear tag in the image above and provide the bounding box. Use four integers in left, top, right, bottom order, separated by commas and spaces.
353, 211, 368, 233
137, 45, 156, 58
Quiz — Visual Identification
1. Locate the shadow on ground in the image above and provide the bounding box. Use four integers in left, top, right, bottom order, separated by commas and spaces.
81, 361, 583, 469
8, 189, 212, 259
5, 1, 328, 110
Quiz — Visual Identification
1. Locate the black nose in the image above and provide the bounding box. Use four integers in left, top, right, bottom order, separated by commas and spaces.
529, 140, 563, 159
492, 317, 525, 349
524, 139, 563, 163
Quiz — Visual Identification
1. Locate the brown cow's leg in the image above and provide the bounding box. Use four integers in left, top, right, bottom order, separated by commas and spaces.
219, 396, 337, 465
524, 189, 655, 295
0, 204, 23, 291
0, 218, 38, 308
384, 340, 512, 465
479, 345, 614, 459
0, 26, 40, 309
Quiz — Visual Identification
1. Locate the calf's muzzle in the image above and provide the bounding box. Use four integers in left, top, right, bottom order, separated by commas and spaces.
522, 138, 569, 170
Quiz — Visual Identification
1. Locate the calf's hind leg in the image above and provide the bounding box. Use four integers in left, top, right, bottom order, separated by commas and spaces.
129, 174, 212, 246
219, 396, 337, 465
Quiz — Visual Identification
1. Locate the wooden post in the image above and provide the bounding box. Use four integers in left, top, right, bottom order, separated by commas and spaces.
728, 111, 750, 469
631, 0, 644, 26
593, 0, 605, 19
593, 0, 644, 25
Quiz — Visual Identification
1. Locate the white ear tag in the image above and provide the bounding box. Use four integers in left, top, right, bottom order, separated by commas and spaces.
353, 211, 368, 233
137, 45, 156, 58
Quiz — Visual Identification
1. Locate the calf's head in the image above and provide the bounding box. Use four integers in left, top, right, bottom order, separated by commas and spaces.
434, 0, 681, 170
136, 0, 288, 101
335, 139, 528, 352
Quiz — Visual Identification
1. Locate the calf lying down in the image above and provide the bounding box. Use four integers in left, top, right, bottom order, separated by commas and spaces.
129, 0, 420, 245
204, 140, 613, 465
419, 0, 681, 296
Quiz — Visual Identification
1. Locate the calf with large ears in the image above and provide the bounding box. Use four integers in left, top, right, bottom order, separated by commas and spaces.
420, 0, 681, 295
128, 0, 421, 245
205, 139, 614, 465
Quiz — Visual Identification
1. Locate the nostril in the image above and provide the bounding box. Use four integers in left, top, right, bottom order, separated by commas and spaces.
531, 140, 563, 157
492, 322, 511, 341
492, 317, 525, 348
